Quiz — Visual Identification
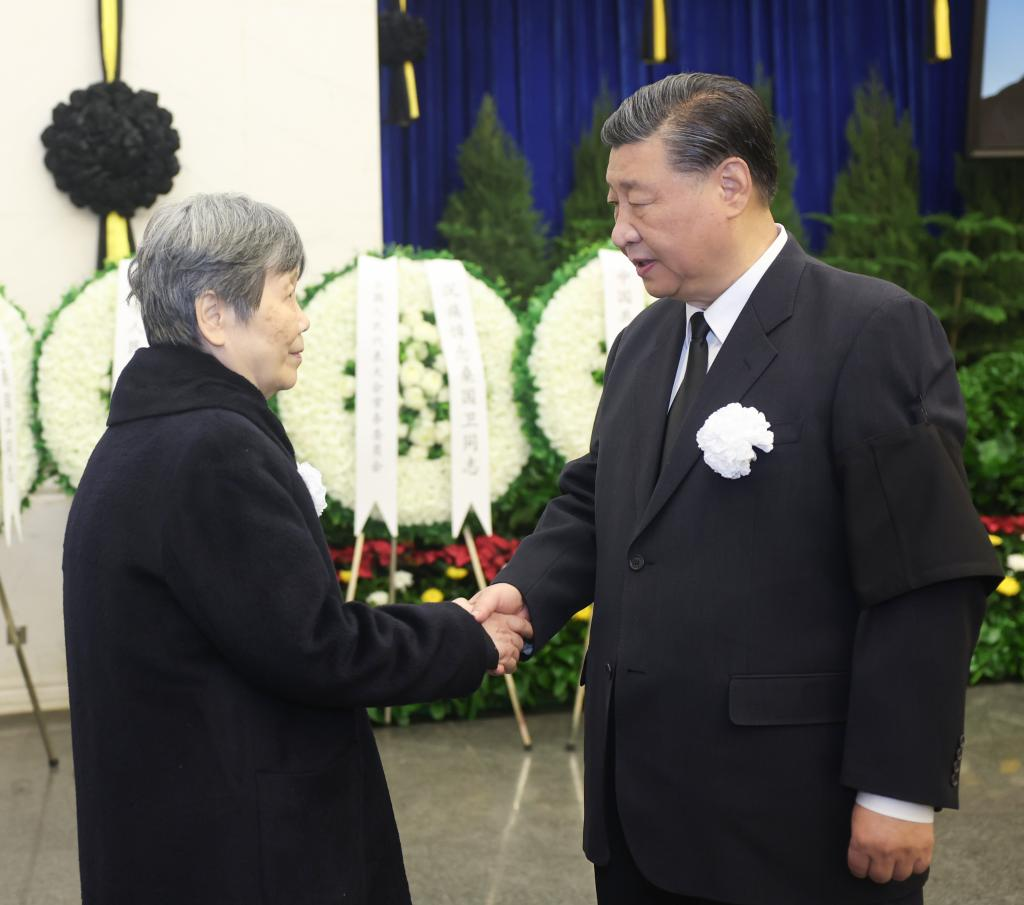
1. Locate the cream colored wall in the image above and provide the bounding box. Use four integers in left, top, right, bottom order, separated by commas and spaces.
0, 0, 383, 715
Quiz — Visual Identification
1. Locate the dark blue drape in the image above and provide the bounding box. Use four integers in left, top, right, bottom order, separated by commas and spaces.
380, 0, 974, 251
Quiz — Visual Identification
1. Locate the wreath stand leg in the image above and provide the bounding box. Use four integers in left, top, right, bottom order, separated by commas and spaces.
0, 577, 58, 767
462, 526, 532, 751
566, 611, 591, 752
344, 533, 366, 603
382, 537, 398, 726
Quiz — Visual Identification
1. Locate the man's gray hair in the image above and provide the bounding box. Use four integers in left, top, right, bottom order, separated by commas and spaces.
128, 193, 305, 348
601, 72, 778, 203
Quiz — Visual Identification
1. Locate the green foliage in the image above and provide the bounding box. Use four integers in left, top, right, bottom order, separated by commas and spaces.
437, 95, 551, 311
814, 72, 929, 298
753, 69, 807, 247
555, 87, 616, 264
925, 214, 1024, 363
970, 532, 1024, 684
959, 351, 1024, 515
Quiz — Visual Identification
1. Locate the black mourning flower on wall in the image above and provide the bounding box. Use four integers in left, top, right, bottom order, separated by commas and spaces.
378, 9, 428, 68
41, 81, 180, 218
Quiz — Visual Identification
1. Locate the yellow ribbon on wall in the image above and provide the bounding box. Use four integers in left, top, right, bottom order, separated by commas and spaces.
100, 0, 121, 82
933, 0, 952, 61
99, 0, 131, 263
650, 0, 668, 64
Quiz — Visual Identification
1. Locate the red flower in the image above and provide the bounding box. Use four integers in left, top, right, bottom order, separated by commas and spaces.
981, 515, 1024, 535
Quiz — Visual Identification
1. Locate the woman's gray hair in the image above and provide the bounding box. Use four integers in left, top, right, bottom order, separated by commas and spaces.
601, 72, 778, 203
128, 193, 305, 348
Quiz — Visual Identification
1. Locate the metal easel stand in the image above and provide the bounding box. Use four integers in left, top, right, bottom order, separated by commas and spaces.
0, 576, 58, 767
463, 525, 532, 751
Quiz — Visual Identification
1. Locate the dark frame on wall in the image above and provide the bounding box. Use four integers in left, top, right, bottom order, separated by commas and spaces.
966, 0, 1024, 157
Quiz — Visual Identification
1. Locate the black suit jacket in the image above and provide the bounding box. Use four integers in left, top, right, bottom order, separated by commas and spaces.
499, 240, 1002, 905
63, 346, 496, 905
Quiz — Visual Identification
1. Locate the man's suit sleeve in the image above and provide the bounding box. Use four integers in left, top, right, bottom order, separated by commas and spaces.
830, 293, 1003, 808
495, 332, 626, 650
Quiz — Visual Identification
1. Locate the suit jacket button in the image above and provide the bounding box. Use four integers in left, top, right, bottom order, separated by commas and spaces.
951, 774, 960, 787
959, 734, 966, 745
628, 554, 645, 571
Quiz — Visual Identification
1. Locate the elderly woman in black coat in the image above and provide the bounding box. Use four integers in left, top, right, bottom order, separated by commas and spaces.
62, 193, 530, 905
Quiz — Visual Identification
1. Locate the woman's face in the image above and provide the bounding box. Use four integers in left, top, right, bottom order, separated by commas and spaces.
222, 268, 309, 398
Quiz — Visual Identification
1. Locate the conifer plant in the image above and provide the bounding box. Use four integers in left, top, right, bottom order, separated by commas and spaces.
437, 94, 550, 310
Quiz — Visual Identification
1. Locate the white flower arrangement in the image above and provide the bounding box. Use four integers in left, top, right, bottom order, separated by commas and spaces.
0, 286, 41, 508
1007, 553, 1024, 573
35, 268, 119, 490
528, 252, 654, 462
696, 403, 774, 479
297, 461, 328, 516
277, 255, 530, 529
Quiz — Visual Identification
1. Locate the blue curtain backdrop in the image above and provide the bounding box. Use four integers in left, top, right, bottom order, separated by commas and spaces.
380, 0, 975, 251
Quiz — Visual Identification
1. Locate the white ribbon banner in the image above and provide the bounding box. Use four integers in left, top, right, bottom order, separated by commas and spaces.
0, 328, 23, 545
425, 259, 493, 538
354, 255, 399, 537
112, 258, 149, 392
599, 248, 646, 350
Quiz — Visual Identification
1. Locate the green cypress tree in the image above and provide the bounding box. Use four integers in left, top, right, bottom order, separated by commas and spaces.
437, 94, 550, 309
818, 72, 929, 298
753, 70, 807, 247
555, 87, 617, 263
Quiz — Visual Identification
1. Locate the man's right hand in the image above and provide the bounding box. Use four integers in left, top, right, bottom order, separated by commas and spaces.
469, 582, 528, 622
468, 584, 532, 676
454, 592, 532, 676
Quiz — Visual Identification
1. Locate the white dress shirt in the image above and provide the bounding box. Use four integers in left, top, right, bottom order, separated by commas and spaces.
667, 223, 934, 825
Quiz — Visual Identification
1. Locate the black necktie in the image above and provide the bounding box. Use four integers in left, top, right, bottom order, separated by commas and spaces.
660, 312, 711, 470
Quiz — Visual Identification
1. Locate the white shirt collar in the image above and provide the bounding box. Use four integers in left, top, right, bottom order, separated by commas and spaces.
685, 224, 788, 343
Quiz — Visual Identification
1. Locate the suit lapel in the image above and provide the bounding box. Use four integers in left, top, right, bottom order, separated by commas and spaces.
629, 302, 689, 516
631, 238, 809, 541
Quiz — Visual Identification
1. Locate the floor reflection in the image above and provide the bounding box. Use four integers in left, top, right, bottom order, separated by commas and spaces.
1, 685, 1021, 905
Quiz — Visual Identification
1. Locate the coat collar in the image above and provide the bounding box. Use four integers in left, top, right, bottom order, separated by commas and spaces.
108, 344, 295, 459
630, 237, 809, 539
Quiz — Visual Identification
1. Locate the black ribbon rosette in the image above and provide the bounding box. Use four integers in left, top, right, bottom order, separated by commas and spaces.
379, 5, 428, 125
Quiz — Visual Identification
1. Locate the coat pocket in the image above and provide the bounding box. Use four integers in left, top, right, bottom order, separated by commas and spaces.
728, 672, 849, 726
256, 746, 364, 905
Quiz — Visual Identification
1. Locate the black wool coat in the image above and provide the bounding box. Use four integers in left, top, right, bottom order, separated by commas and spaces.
63, 345, 497, 905
498, 239, 1003, 905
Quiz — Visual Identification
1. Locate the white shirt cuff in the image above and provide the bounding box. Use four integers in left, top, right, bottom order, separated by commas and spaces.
856, 792, 935, 824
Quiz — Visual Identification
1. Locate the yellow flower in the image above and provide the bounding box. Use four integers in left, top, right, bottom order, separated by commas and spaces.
338, 570, 351, 583
573, 604, 593, 622
989, 534, 1004, 547
421, 588, 445, 603
996, 576, 1021, 597
445, 566, 469, 580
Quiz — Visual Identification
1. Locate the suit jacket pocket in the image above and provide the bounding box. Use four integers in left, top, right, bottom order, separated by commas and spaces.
257, 745, 364, 905
729, 672, 849, 726
771, 419, 803, 445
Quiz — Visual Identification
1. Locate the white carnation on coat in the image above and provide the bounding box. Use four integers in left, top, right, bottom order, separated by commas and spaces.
297, 461, 328, 515
696, 403, 774, 479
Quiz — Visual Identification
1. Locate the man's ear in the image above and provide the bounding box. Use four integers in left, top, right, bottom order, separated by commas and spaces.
195, 291, 228, 348
718, 157, 754, 218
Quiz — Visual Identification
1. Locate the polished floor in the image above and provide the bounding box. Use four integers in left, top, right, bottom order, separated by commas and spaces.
1, 685, 1022, 905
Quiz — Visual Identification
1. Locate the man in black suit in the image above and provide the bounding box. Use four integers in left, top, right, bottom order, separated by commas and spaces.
471, 73, 1002, 905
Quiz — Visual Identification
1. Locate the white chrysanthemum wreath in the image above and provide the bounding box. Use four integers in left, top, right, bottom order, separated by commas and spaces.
35, 267, 117, 491
277, 253, 530, 529
527, 249, 654, 462
0, 286, 41, 506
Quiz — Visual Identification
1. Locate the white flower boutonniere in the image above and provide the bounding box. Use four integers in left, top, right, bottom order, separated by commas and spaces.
297, 461, 328, 516
696, 403, 774, 480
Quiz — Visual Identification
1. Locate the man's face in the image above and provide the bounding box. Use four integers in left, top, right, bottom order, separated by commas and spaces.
606, 132, 728, 304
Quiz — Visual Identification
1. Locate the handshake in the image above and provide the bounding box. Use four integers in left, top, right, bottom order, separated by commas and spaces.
455, 583, 532, 676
